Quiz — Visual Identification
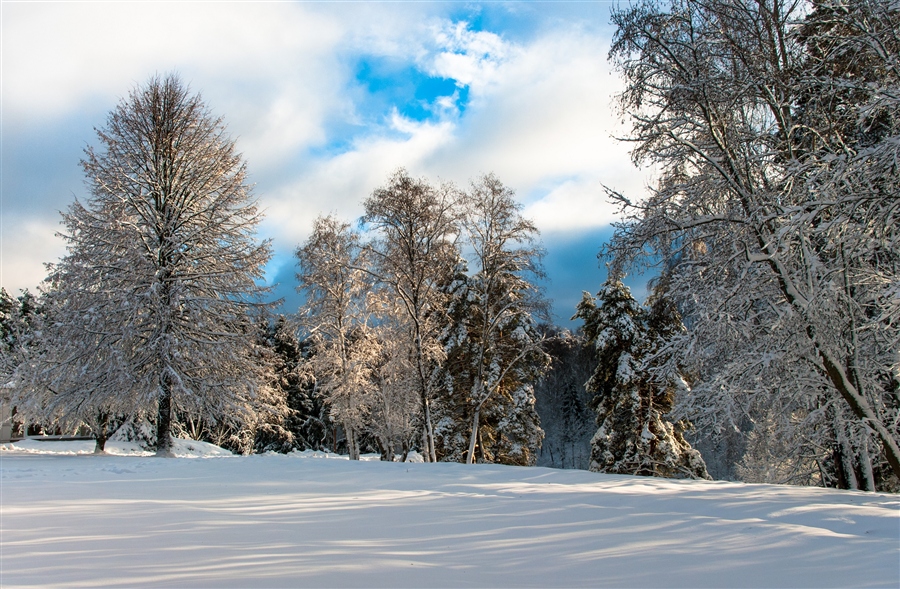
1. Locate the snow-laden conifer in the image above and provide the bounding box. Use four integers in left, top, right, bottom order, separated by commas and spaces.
576, 278, 709, 479
438, 175, 549, 465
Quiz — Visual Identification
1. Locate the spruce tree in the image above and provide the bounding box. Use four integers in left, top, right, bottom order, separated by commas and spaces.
437, 175, 548, 466
575, 278, 708, 479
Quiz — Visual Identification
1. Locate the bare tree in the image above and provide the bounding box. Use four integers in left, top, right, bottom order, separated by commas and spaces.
296, 215, 374, 460
604, 0, 900, 487
366, 302, 421, 462
362, 169, 461, 462
26, 74, 271, 456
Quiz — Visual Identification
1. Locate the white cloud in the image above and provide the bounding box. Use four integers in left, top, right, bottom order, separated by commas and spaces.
427, 22, 510, 91
523, 178, 617, 233
257, 18, 651, 250
1, 3, 346, 171
1, 5, 649, 300
259, 113, 458, 251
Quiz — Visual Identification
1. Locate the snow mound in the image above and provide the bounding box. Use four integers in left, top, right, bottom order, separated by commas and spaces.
1, 437, 232, 458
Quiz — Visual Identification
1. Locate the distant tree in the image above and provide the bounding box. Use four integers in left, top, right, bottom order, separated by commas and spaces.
26, 74, 271, 456
362, 169, 461, 462
245, 318, 295, 454
575, 277, 709, 479
1, 289, 42, 440
1, 289, 38, 389
533, 327, 596, 470
268, 316, 330, 451
296, 215, 375, 460
438, 175, 549, 466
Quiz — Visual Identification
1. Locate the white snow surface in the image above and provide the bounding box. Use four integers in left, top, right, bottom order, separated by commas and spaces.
1, 441, 898, 588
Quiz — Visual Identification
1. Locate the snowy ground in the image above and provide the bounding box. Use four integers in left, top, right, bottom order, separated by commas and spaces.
1, 440, 897, 588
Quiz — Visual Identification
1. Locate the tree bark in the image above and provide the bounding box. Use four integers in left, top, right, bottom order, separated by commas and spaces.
466, 407, 481, 465
155, 377, 174, 457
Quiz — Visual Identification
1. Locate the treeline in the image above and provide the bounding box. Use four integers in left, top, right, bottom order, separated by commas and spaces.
2, 0, 898, 493
0, 75, 551, 465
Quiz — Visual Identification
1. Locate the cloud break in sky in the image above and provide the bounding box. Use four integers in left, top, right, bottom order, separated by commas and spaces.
0, 1, 653, 327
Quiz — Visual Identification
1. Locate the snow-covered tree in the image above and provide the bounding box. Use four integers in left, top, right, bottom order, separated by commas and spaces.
362, 169, 461, 462
1, 289, 42, 440
437, 175, 549, 466
1, 290, 39, 391
366, 307, 421, 462
296, 215, 375, 460
575, 278, 709, 479
25, 74, 271, 456
603, 0, 900, 489
267, 316, 330, 451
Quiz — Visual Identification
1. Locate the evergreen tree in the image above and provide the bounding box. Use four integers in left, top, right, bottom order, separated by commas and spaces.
246, 317, 295, 454
269, 317, 330, 451
575, 278, 708, 479
1, 289, 42, 440
533, 328, 596, 469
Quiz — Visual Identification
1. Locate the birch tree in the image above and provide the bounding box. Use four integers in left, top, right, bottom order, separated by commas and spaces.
362, 169, 461, 462
439, 175, 549, 465
296, 215, 374, 460
367, 308, 421, 462
26, 74, 271, 456
604, 0, 900, 488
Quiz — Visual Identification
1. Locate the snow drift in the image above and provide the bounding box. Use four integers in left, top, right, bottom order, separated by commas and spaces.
1, 441, 897, 588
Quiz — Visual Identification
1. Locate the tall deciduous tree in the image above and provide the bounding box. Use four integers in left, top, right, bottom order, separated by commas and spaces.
440, 174, 549, 465
604, 0, 900, 488
296, 215, 374, 460
362, 169, 461, 462
28, 74, 271, 456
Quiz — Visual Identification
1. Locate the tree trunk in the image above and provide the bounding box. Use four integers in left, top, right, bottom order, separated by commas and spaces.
466, 407, 481, 465
94, 411, 109, 454
155, 378, 174, 457
414, 330, 437, 462
767, 254, 900, 482
346, 423, 360, 460
814, 337, 900, 481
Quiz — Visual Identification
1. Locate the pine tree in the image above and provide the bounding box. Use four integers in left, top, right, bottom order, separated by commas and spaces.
269, 317, 329, 451
575, 278, 708, 479
1, 289, 42, 441
533, 328, 596, 469
246, 317, 294, 454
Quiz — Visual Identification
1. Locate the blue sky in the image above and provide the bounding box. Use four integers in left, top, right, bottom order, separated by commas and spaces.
1, 1, 653, 328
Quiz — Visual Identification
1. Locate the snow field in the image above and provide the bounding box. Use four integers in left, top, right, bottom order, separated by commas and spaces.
1, 441, 898, 588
